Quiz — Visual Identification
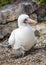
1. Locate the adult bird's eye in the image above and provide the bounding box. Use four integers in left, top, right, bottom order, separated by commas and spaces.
24, 19, 27, 23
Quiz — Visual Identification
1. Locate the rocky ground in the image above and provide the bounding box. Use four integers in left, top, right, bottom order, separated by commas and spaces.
0, 22, 46, 65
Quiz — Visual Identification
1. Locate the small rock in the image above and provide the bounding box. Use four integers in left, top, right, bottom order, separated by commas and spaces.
34, 30, 40, 37
43, 40, 46, 44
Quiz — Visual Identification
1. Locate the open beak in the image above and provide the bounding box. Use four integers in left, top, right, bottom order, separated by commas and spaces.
27, 18, 37, 25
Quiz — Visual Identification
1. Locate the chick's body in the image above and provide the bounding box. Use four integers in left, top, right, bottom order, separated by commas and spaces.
8, 25, 36, 51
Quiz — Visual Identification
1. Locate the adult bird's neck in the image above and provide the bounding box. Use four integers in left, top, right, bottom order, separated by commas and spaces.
19, 24, 32, 29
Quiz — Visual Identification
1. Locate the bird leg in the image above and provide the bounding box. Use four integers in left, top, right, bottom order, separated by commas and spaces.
11, 48, 25, 58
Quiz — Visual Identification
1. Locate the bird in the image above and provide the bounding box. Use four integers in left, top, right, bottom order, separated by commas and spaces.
8, 14, 37, 58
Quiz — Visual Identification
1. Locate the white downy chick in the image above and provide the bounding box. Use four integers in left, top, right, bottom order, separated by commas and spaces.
8, 14, 37, 57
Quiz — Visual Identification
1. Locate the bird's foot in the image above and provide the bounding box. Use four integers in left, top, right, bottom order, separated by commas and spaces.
11, 48, 25, 58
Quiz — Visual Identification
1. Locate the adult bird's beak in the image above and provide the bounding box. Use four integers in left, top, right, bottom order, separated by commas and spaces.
27, 18, 37, 25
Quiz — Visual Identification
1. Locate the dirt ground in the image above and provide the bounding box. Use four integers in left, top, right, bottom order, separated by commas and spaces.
0, 22, 46, 65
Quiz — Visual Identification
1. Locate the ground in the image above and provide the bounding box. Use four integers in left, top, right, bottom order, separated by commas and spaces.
0, 22, 46, 65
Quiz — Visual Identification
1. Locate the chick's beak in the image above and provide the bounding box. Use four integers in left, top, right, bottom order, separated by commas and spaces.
27, 18, 37, 25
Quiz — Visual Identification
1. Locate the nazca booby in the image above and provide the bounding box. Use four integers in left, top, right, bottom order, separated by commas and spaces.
8, 14, 37, 57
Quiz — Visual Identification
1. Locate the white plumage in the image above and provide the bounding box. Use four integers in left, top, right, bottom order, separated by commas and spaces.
8, 14, 37, 57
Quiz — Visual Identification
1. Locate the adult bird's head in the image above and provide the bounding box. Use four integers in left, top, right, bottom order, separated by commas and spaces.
18, 14, 37, 28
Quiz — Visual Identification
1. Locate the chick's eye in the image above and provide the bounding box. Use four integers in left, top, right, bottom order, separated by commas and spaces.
24, 19, 27, 23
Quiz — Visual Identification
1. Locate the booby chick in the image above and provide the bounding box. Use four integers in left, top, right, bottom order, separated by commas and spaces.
8, 14, 37, 57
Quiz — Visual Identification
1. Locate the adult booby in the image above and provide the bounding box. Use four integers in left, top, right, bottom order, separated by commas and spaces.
8, 14, 37, 57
